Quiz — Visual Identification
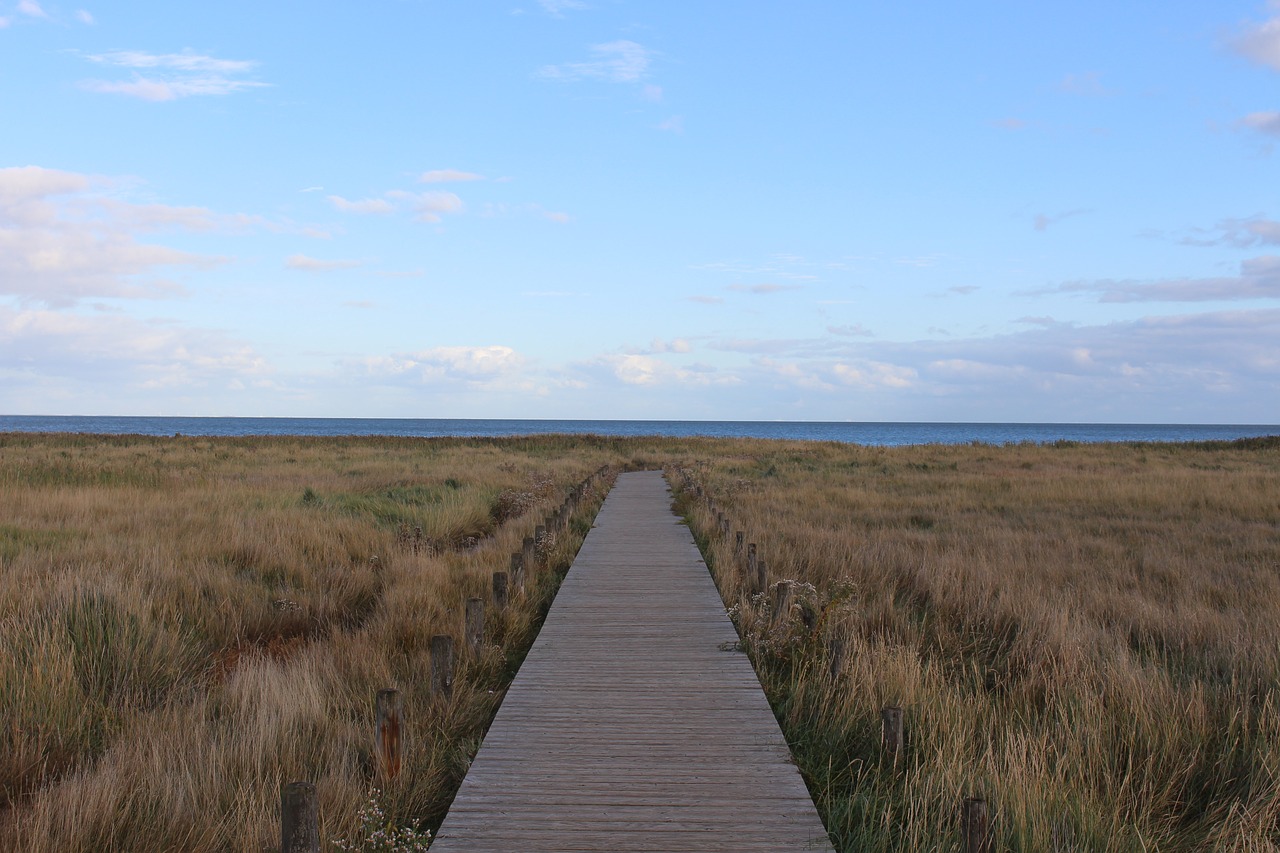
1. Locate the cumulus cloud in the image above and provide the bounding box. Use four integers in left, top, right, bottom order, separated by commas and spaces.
1241, 111, 1280, 135
0, 306, 268, 390
538, 40, 652, 83
285, 254, 361, 272
358, 346, 525, 385
387, 190, 464, 223
0, 166, 225, 306
420, 169, 485, 183
1038, 257, 1280, 302
80, 50, 266, 101
597, 353, 736, 388
327, 195, 395, 215
1231, 11, 1280, 71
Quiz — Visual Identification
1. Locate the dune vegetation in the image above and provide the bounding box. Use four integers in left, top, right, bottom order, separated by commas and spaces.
1, 431, 1277, 851
675, 436, 1280, 851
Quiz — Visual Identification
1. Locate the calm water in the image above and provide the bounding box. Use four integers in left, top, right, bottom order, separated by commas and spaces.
1, 416, 1277, 446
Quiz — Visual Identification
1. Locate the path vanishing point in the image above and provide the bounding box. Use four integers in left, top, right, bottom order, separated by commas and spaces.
431, 470, 834, 852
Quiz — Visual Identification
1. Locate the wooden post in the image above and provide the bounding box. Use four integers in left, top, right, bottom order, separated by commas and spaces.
721, 517, 730, 538
747, 544, 758, 593
431, 635, 454, 699
881, 705, 904, 757
827, 636, 847, 680
522, 536, 535, 572
962, 797, 991, 853
511, 552, 524, 594
281, 781, 319, 853
755, 558, 768, 597
734, 531, 744, 556
492, 571, 509, 609
465, 597, 484, 651
375, 688, 403, 781
770, 580, 792, 627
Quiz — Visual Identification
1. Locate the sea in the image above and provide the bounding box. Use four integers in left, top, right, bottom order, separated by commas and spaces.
1, 416, 1277, 446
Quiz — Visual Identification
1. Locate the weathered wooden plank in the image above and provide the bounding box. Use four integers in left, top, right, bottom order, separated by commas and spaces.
431, 471, 834, 853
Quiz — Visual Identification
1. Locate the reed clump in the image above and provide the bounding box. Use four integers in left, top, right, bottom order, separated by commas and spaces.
675, 437, 1280, 851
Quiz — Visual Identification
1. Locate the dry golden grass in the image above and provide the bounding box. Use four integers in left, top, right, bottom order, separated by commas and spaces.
3, 432, 1277, 851
0, 433, 620, 851
675, 436, 1280, 851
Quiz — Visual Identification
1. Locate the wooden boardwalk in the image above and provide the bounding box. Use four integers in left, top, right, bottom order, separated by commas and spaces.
432, 471, 834, 852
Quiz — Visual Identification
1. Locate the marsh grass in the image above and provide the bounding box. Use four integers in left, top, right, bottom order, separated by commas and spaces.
3, 432, 1277, 851
675, 437, 1280, 851
0, 433, 618, 851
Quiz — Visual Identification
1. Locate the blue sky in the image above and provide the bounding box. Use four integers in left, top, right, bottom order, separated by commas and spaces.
2, 1, 1279, 422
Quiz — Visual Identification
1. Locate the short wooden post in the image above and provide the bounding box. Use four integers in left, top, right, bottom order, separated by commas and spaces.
881, 705, 904, 757
747, 544, 758, 593
431, 635, 454, 699
721, 517, 730, 538
522, 536, 535, 572
827, 636, 847, 680
375, 688, 403, 781
492, 571, 509, 609
770, 580, 792, 627
755, 558, 768, 597
734, 531, 744, 555
465, 597, 484, 651
281, 781, 319, 853
511, 552, 524, 594
962, 797, 991, 853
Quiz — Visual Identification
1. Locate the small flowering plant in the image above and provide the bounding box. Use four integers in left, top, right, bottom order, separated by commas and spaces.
333, 789, 432, 852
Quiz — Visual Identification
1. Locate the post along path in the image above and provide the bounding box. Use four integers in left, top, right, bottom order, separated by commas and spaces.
431, 470, 834, 852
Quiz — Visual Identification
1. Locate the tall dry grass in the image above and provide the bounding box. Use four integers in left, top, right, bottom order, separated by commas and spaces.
674, 436, 1280, 851
0, 433, 619, 851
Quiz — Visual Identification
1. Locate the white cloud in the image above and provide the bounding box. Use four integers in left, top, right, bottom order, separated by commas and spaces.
1241, 111, 1280, 135
0, 17, 9, 27
542, 210, 570, 223
390, 190, 463, 223
827, 324, 874, 337
643, 85, 664, 102
1231, 12, 1280, 71
1040, 256, 1280, 302
538, 40, 652, 83
832, 360, 916, 389
327, 195, 395, 215
18, 0, 48, 18
686, 295, 723, 305
1182, 216, 1280, 247
0, 166, 225, 306
80, 50, 266, 101
359, 346, 525, 385
420, 169, 485, 183
0, 306, 268, 390
76, 9, 93, 24
601, 353, 736, 387
285, 254, 361, 272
